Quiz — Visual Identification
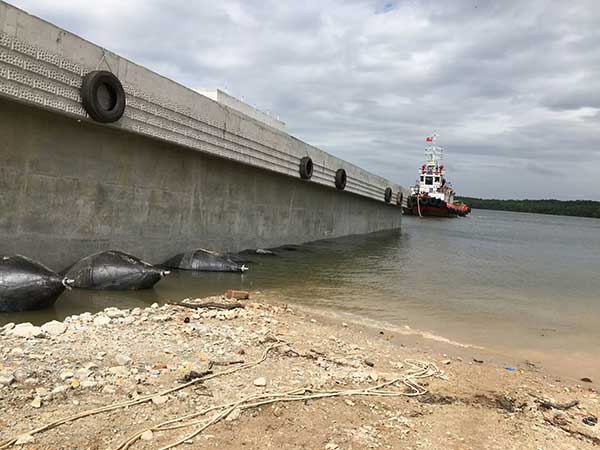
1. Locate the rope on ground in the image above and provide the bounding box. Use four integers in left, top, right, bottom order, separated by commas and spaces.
114, 359, 441, 450
0, 343, 284, 450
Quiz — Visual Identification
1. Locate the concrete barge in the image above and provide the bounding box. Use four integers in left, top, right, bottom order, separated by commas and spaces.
0, 1, 405, 270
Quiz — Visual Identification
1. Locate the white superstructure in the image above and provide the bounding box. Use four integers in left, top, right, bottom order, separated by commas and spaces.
410, 133, 455, 203
195, 89, 286, 132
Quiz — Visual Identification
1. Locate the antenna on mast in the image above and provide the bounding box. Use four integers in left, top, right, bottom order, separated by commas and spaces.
425, 131, 443, 165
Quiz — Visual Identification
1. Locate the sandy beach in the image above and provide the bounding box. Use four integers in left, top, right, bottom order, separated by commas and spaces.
1, 292, 599, 450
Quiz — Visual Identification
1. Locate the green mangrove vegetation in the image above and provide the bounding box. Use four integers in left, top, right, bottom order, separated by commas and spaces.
456, 197, 600, 219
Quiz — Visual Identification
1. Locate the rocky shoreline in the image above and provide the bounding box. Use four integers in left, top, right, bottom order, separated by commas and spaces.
1, 293, 599, 449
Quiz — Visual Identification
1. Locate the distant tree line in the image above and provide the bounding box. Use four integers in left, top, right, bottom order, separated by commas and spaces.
456, 197, 600, 219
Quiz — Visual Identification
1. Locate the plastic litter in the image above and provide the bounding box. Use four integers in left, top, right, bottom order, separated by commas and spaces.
0, 255, 72, 312
63, 250, 168, 290
163, 249, 248, 273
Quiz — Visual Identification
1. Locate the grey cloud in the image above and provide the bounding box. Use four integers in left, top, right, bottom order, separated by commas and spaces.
8, 0, 600, 199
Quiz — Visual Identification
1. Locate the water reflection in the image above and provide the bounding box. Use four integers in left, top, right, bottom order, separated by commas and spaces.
0, 229, 404, 325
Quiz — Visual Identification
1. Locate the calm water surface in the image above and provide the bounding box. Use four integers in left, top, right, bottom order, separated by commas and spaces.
3, 209, 600, 377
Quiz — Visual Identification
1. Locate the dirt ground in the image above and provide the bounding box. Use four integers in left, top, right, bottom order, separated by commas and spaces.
0, 292, 599, 450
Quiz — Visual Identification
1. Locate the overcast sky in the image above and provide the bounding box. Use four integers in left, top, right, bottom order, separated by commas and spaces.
9, 0, 600, 199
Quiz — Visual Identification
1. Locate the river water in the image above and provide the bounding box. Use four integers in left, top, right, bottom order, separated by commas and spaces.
3, 209, 600, 378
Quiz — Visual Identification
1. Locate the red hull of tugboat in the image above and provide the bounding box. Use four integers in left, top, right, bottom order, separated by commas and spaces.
403, 198, 471, 217
404, 204, 458, 217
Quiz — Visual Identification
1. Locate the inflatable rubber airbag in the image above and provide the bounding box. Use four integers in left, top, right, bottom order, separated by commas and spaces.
64, 250, 168, 290
0, 255, 71, 312
163, 249, 248, 273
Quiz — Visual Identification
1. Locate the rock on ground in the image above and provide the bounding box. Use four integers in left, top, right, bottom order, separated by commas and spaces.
8, 323, 44, 339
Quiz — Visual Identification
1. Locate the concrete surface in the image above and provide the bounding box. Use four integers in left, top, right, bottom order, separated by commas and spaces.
0, 1, 406, 204
0, 99, 402, 270
0, 1, 405, 270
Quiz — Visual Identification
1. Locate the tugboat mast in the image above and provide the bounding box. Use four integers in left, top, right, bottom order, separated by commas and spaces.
424, 132, 443, 170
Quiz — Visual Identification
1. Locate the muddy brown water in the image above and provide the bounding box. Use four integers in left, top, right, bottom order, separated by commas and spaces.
2, 209, 600, 379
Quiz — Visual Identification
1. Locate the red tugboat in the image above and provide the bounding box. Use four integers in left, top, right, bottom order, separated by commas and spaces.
403, 134, 470, 217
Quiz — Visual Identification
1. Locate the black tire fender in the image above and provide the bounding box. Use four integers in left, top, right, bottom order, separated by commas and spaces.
335, 169, 347, 190
384, 187, 393, 203
299, 156, 313, 180
396, 192, 404, 206
80, 70, 126, 123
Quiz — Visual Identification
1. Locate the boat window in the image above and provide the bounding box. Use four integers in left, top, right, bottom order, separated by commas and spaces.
425, 176, 433, 185
420, 176, 424, 182
435, 176, 440, 182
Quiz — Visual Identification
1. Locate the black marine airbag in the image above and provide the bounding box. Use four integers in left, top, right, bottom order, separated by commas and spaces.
163, 249, 248, 273
0, 255, 70, 312
64, 250, 168, 290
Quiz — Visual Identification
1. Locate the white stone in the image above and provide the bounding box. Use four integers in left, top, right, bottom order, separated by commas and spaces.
9, 323, 44, 339
115, 354, 132, 366
253, 377, 267, 387
15, 434, 34, 445
150, 303, 159, 309
105, 308, 127, 318
153, 314, 171, 322
35, 387, 49, 397
59, 370, 74, 380
108, 366, 129, 377
31, 396, 42, 408
224, 310, 237, 320
1, 322, 15, 333
102, 385, 116, 394
50, 385, 69, 399
0, 374, 15, 386
13, 368, 29, 381
151, 395, 169, 405
75, 368, 92, 380
225, 408, 241, 421
140, 430, 154, 441
93, 315, 111, 326
41, 320, 67, 336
